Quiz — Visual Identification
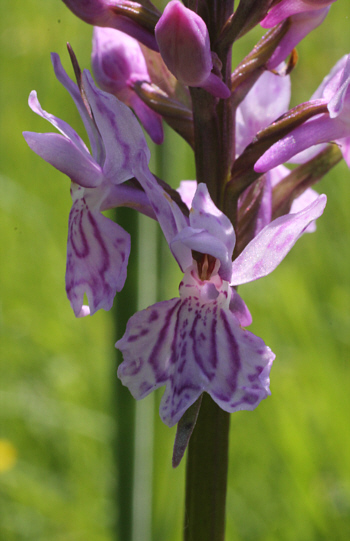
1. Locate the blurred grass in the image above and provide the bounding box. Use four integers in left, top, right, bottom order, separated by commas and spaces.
1, 1, 350, 540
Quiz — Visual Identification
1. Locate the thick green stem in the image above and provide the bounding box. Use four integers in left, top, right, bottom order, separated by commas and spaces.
184, 394, 230, 541
113, 207, 138, 541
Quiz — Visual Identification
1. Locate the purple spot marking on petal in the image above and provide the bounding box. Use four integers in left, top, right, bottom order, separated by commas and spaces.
190, 309, 215, 381
211, 390, 230, 402
139, 381, 154, 395
220, 310, 241, 391
242, 393, 259, 405
209, 308, 218, 370
69, 200, 90, 259
148, 310, 159, 323
140, 328, 149, 337
148, 299, 182, 378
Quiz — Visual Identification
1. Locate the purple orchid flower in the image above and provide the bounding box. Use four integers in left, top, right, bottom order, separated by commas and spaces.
23, 53, 160, 317
261, 0, 337, 27
62, 0, 159, 51
92, 26, 164, 144
255, 54, 350, 172
263, 7, 330, 70
236, 69, 319, 233
154, 0, 230, 99
117, 183, 326, 427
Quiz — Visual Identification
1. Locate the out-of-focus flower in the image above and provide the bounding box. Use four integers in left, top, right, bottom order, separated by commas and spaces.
117, 183, 326, 426
62, 0, 159, 51
23, 54, 157, 317
255, 54, 350, 171
92, 27, 163, 144
155, 0, 230, 98
236, 69, 319, 233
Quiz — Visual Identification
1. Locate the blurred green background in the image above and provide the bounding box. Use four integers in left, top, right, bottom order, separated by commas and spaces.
1, 1, 349, 540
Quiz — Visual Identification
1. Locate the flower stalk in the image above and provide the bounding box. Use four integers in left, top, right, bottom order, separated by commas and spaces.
185, 395, 230, 541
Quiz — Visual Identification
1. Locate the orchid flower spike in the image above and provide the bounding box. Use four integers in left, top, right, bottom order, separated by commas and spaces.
23, 53, 159, 317
92, 27, 163, 144
117, 183, 326, 427
62, 0, 159, 51
155, 0, 230, 99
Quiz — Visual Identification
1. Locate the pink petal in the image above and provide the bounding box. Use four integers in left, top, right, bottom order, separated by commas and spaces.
231, 194, 327, 285
23, 132, 103, 188
82, 70, 151, 183
51, 53, 105, 164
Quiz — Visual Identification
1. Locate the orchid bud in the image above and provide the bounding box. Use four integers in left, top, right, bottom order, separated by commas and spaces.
62, 0, 159, 51
155, 0, 230, 99
92, 27, 163, 144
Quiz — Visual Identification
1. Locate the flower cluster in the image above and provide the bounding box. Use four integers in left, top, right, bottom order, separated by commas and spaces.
25, 0, 345, 435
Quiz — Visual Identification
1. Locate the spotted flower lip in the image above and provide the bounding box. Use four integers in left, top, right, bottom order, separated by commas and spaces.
117, 183, 327, 426
117, 264, 274, 427
23, 53, 162, 317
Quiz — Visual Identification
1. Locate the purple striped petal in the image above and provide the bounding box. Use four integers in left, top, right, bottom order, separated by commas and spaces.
51, 53, 105, 164
267, 8, 330, 70
254, 115, 349, 172
231, 194, 327, 285
23, 132, 103, 188
66, 189, 130, 316
261, 0, 336, 27
134, 154, 191, 270
82, 70, 151, 183
27, 90, 88, 153
117, 266, 274, 427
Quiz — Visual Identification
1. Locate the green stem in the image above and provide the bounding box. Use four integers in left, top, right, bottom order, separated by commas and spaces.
184, 394, 230, 541
113, 207, 138, 541
184, 4, 234, 540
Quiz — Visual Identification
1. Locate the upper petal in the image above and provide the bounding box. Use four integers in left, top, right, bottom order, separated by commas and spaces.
189, 184, 236, 270
51, 53, 105, 164
231, 194, 327, 285
82, 70, 151, 183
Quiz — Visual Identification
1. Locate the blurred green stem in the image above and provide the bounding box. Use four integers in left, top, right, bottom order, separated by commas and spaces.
184, 394, 230, 541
